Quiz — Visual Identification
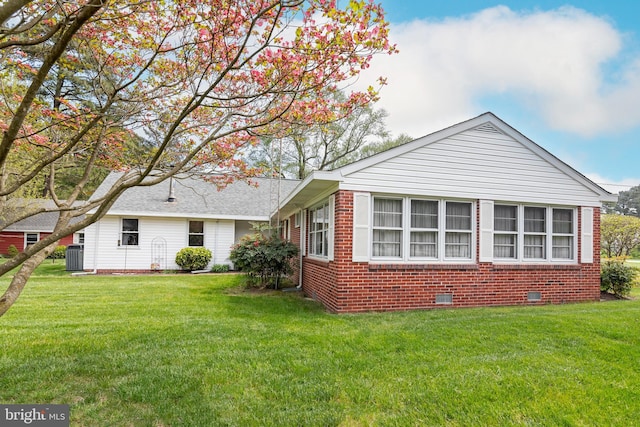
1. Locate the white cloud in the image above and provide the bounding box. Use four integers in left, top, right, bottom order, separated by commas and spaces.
358, 5, 640, 138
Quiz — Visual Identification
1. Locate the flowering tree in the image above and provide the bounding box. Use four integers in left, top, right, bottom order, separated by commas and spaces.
0, 0, 395, 316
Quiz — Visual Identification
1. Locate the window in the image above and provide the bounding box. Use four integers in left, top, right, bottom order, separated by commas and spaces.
188, 220, 204, 246
494, 205, 517, 259
524, 207, 546, 259
25, 233, 39, 248
371, 197, 474, 262
410, 200, 438, 258
493, 205, 576, 262
74, 232, 85, 245
309, 201, 330, 257
552, 208, 573, 259
280, 219, 290, 241
121, 218, 139, 246
373, 198, 403, 257
445, 202, 472, 258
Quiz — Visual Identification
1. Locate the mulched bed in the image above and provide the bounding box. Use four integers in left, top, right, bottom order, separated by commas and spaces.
600, 291, 630, 301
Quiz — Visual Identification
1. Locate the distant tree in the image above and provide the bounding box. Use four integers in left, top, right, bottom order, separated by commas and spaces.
247, 90, 391, 179
611, 184, 640, 217
246, 100, 415, 179
349, 133, 413, 162
601, 214, 640, 258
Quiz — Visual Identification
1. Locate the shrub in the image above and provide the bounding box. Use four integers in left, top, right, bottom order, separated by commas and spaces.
175, 247, 212, 271
230, 234, 298, 289
601, 259, 638, 297
211, 264, 230, 273
48, 245, 67, 261
7, 244, 19, 257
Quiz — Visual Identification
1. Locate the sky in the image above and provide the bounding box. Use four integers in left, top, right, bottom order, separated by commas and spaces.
354, 1, 640, 194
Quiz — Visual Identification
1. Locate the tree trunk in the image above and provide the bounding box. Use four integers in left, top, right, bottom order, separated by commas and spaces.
0, 244, 54, 317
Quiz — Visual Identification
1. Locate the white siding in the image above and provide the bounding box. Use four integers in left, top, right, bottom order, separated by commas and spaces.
206, 220, 235, 266
341, 127, 601, 206
84, 216, 236, 271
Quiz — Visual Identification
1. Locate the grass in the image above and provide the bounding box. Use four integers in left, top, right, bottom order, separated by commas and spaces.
1, 265, 640, 426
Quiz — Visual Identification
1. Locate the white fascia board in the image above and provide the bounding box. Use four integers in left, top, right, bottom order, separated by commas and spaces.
278, 170, 340, 208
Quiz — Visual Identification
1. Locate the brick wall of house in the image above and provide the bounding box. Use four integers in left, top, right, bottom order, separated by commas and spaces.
300, 190, 602, 313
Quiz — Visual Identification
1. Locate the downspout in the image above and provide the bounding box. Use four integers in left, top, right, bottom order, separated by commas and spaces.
91, 219, 99, 274
297, 209, 304, 289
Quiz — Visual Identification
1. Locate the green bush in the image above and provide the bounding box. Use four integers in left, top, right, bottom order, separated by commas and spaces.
49, 245, 67, 260
211, 264, 230, 273
230, 234, 298, 289
7, 244, 19, 257
601, 259, 637, 297
175, 247, 212, 271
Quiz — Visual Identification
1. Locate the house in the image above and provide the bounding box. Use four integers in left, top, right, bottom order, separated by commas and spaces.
276, 112, 617, 312
0, 199, 84, 255
82, 173, 300, 273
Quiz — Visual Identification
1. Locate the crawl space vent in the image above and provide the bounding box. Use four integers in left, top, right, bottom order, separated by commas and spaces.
435, 294, 453, 304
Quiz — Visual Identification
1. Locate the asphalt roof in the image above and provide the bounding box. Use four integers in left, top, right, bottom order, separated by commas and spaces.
94, 172, 300, 219
1, 199, 83, 232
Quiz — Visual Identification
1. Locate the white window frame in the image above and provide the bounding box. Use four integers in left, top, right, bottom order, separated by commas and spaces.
551, 208, 575, 260
120, 218, 139, 246
371, 196, 475, 263
73, 232, 85, 245
309, 200, 330, 258
492, 204, 577, 263
188, 220, 204, 247
24, 232, 39, 249
409, 199, 439, 259
524, 206, 547, 260
372, 197, 404, 259
493, 204, 518, 260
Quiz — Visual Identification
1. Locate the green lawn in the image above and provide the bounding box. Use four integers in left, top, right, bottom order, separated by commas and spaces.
1, 265, 640, 426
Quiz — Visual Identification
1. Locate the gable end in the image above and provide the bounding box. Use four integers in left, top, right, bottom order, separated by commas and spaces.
473, 122, 504, 135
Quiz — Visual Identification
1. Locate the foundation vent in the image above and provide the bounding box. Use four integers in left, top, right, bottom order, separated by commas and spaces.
528, 291, 542, 301
435, 293, 453, 304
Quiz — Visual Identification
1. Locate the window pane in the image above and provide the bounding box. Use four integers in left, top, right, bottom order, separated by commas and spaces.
552, 236, 573, 259
189, 221, 204, 234
494, 234, 517, 258
495, 205, 517, 231
446, 202, 471, 230
373, 229, 401, 257
122, 218, 138, 232
445, 232, 471, 258
553, 209, 573, 234
411, 200, 438, 229
410, 231, 437, 257
374, 199, 402, 228
122, 233, 138, 246
524, 235, 545, 258
524, 207, 545, 232
189, 235, 204, 247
